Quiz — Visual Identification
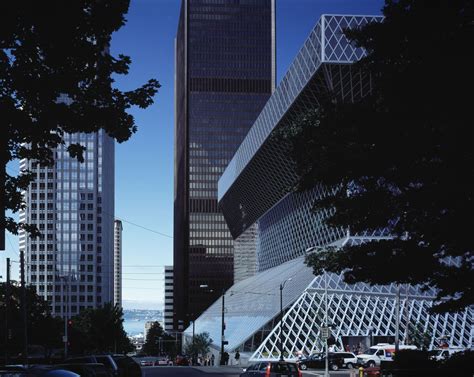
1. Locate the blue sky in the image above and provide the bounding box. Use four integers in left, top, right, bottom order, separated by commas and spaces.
2, 0, 383, 310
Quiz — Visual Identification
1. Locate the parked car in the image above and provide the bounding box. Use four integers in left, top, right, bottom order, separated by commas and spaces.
110, 355, 142, 377
1, 366, 79, 377
174, 355, 190, 366
153, 357, 169, 366
332, 352, 357, 368
138, 360, 153, 367
54, 363, 109, 377
297, 353, 345, 371
240, 361, 301, 377
65, 355, 118, 377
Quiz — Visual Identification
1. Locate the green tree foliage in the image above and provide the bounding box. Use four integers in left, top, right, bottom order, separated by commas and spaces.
280, 0, 473, 313
141, 321, 177, 356
69, 303, 133, 354
0, 282, 63, 358
407, 323, 432, 350
0, 0, 160, 236
142, 321, 164, 355
183, 332, 212, 357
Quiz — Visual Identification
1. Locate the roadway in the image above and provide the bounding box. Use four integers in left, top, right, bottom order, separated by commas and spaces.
141, 365, 352, 377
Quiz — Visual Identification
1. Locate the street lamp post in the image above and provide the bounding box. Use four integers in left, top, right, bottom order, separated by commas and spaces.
220, 288, 226, 365
306, 246, 329, 377
279, 278, 292, 361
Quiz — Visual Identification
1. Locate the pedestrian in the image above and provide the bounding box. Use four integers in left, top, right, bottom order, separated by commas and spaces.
211, 354, 215, 366
223, 351, 229, 365
235, 351, 240, 365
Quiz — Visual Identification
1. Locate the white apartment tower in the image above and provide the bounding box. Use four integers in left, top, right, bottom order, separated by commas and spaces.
164, 266, 174, 332
113, 219, 122, 308
20, 130, 115, 318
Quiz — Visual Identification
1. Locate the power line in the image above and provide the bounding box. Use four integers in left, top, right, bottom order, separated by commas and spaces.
103, 210, 173, 239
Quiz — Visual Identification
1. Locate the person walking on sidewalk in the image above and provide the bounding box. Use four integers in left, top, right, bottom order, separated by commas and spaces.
235, 351, 240, 366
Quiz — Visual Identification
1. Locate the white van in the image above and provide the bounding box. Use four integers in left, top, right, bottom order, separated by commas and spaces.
356, 343, 418, 367
429, 347, 464, 361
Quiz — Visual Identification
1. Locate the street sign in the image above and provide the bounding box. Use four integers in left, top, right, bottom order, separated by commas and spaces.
62, 335, 68, 343
321, 327, 329, 339
222, 341, 229, 345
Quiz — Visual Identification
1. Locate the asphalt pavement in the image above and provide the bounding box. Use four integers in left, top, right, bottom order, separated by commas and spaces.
141, 365, 242, 377
141, 365, 353, 377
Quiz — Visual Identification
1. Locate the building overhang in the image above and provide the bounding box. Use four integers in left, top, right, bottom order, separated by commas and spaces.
217, 15, 382, 240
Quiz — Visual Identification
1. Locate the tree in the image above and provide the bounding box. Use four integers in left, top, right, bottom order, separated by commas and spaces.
407, 323, 432, 351
183, 332, 212, 358
0, 282, 63, 359
69, 303, 133, 354
142, 321, 164, 356
280, 0, 473, 313
0, 0, 160, 237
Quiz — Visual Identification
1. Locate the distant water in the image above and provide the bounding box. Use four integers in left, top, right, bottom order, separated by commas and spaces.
123, 320, 146, 336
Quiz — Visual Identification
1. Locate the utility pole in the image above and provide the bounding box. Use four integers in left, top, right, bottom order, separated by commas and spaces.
279, 278, 292, 361
4, 258, 10, 365
395, 284, 400, 354
63, 277, 69, 359
220, 288, 225, 365
324, 272, 329, 377
20, 249, 28, 365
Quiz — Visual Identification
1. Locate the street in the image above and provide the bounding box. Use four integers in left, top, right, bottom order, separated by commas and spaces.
140, 366, 352, 377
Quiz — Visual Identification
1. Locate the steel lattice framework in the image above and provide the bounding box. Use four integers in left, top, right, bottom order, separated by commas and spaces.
251, 271, 474, 361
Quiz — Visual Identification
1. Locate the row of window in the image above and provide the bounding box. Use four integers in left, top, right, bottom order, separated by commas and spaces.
31, 275, 103, 283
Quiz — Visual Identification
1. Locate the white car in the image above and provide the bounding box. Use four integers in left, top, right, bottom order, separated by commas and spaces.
332, 352, 357, 368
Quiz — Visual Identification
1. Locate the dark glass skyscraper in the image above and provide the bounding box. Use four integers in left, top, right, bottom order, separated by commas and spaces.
174, 0, 275, 328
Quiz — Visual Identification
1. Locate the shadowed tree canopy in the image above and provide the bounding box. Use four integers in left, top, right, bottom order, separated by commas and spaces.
280, 0, 473, 313
0, 0, 160, 236
0, 282, 63, 358
69, 303, 133, 354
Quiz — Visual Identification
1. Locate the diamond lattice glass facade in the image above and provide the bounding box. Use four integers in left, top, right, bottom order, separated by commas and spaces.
185, 14, 474, 359
174, 0, 276, 329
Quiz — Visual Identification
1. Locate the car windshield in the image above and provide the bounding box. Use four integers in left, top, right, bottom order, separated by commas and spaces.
368, 348, 379, 355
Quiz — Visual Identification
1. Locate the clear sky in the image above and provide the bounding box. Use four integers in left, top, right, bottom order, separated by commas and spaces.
1, 0, 384, 310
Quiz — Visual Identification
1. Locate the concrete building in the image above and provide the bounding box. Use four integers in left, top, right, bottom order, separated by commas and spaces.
185, 14, 474, 361
164, 266, 174, 332
20, 128, 115, 318
173, 0, 276, 328
113, 219, 122, 308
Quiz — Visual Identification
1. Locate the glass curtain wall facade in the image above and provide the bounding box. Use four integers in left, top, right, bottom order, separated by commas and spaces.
174, 0, 275, 329
20, 130, 114, 318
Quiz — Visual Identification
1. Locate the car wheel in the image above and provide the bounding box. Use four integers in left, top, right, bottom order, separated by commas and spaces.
346, 363, 353, 369
330, 364, 339, 371
300, 364, 307, 370
368, 361, 376, 368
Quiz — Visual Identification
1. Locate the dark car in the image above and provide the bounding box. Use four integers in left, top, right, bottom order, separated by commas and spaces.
174, 355, 190, 366
54, 364, 109, 377
110, 355, 141, 377
66, 355, 118, 377
1, 366, 79, 377
297, 353, 344, 371
240, 361, 301, 377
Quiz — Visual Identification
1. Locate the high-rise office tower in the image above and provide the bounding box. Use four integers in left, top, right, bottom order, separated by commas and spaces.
114, 219, 122, 308
20, 130, 114, 318
174, 0, 275, 328
164, 266, 174, 332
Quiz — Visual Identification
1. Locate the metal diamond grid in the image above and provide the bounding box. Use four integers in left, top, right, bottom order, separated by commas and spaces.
323, 15, 381, 63
250, 274, 473, 361
218, 15, 382, 200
